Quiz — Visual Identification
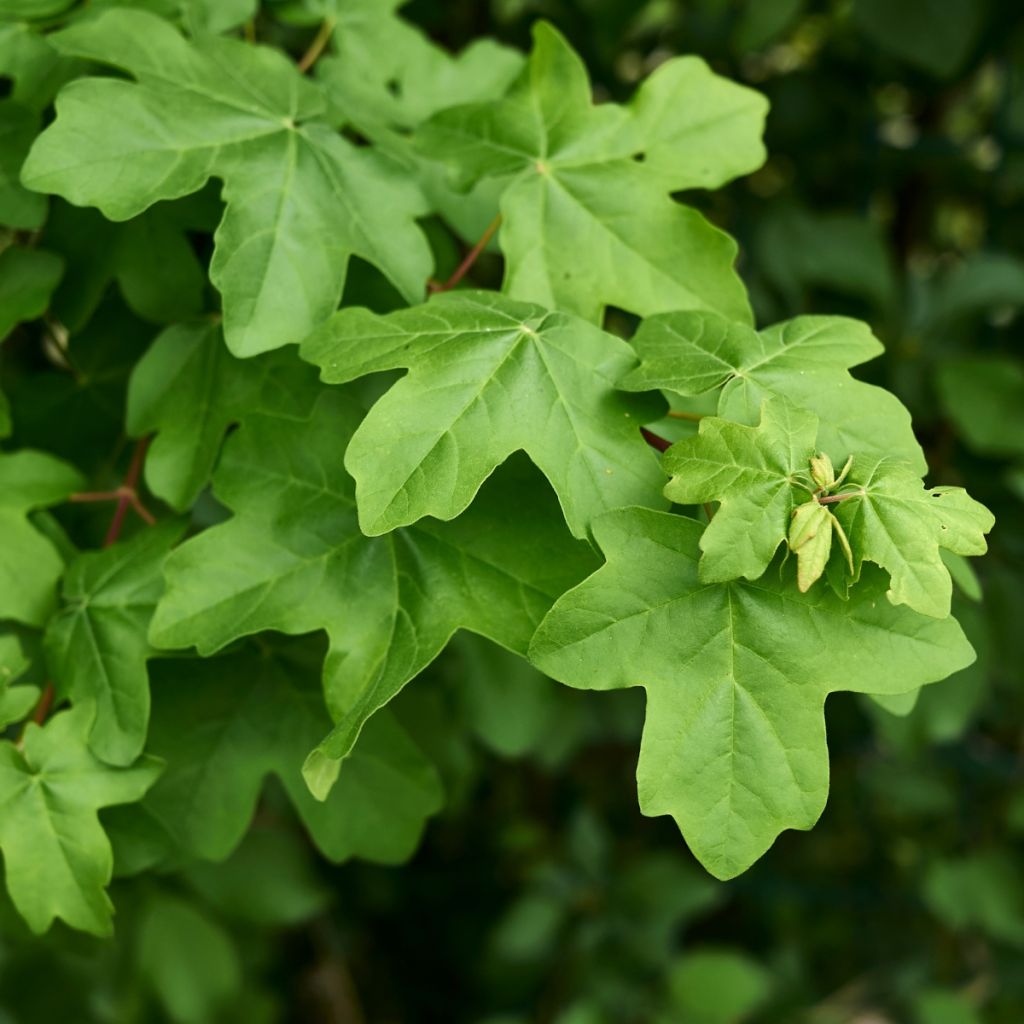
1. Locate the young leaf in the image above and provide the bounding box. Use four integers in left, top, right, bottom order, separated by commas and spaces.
21, 9, 432, 356
788, 500, 834, 592
529, 507, 975, 879
621, 312, 926, 471
149, 386, 597, 795
415, 22, 763, 324
832, 455, 995, 618
135, 644, 443, 864
44, 521, 184, 767
300, 290, 666, 538
661, 398, 818, 582
126, 323, 310, 510
0, 705, 161, 935
0, 449, 83, 625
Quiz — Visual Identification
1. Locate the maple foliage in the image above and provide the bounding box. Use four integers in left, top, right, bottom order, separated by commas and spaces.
0, 2, 1002, 1004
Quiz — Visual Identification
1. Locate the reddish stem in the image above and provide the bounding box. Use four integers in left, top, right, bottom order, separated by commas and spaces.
103, 436, 151, 547
31, 685, 54, 726
429, 214, 502, 293
817, 490, 864, 505
641, 427, 671, 453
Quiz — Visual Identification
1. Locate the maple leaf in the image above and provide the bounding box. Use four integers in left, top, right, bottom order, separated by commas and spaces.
832, 455, 995, 618
661, 399, 818, 583
300, 289, 666, 539
0, 448, 83, 625
126, 323, 311, 510
415, 22, 764, 324
44, 521, 184, 767
149, 383, 597, 796
0, 706, 161, 935
20, 8, 432, 356
529, 507, 975, 879
621, 311, 926, 471
125, 642, 443, 864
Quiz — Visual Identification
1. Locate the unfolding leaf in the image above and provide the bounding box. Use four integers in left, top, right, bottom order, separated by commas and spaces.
131, 643, 443, 865
661, 399, 818, 582
44, 521, 184, 766
832, 456, 994, 618
0, 449, 83, 625
21, 8, 432, 355
301, 290, 666, 538
621, 311, 926, 471
149, 384, 597, 795
127, 323, 310, 510
416, 22, 763, 323
530, 507, 974, 878
0, 705, 161, 935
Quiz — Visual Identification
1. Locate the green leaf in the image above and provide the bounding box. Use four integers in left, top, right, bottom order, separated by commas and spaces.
44, 521, 184, 766
853, 0, 982, 78
0, 449, 83, 626
314, 0, 523, 130
622, 311, 926, 472
529, 508, 975, 878
149, 384, 597, 793
416, 22, 763, 323
661, 399, 818, 583
666, 948, 771, 1024
127, 323, 310, 510
936, 356, 1024, 457
0, 0, 74, 18
300, 290, 666, 538
832, 456, 994, 618
0, 705, 161, 935
138, 643, 443, 864
136, 892, 242, 1024
21, 9, 432, 356
0, 245, 63, 340
0, 100, 47, 229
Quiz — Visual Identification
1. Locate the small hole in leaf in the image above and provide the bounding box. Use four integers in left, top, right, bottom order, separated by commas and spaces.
931, 492, 942, 498
0, 77, 12, 99
386, 79, 401, 98
633, 153, 646, 163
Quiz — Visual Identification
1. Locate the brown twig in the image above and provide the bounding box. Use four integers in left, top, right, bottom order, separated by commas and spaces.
297, 17, 335, 74
428, 213, 502, 293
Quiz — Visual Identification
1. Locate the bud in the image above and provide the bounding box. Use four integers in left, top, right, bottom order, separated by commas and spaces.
809, 453, 835, 491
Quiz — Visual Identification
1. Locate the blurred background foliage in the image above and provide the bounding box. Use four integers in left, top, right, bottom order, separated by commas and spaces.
2, 0, 1024, 1021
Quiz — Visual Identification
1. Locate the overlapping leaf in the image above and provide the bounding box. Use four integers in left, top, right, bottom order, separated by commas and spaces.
0, 448, 83, 625
127, 323, 310, 510
621, 312, 926, 471
149, 383, 598, 796
0, 706, 161, 935
44, 521, 184, 767
530, 508, 975, 879
832, 455, 994, 618
21, 8, 432, 355
300, 290, 666, 538
416, 22, 764, 323
132, 643, 443, 864
0, 245, 63, 341
662, 399, 818, 582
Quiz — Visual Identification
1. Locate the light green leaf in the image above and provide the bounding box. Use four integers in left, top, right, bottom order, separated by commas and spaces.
44, 521, 184, 766
301, 290, 666, 538
127, 323, 310, 510
21, 9, 431, 356
139, 643, 443, 864
621, 311, 926, 471
416, 22, 763, 323
149, 385, 597, 793
662, 399, 818, 582
0, 448, 83, 625
530, 508, 974, 878
0, 245, 63, 340
0, 705, 161, 935
832, 456, 994, 618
